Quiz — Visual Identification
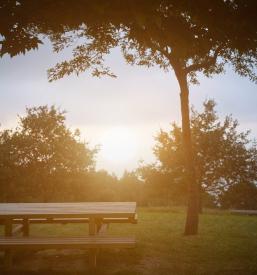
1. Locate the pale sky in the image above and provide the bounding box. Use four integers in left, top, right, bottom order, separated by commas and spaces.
1, 41, 257, 176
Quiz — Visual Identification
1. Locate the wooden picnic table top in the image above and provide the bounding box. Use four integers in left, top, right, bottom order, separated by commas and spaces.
0, 202, 137, 219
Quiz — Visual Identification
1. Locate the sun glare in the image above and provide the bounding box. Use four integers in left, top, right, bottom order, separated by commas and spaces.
100, 127, 138, 163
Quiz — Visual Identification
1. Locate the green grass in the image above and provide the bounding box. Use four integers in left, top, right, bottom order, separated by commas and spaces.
1, 207, 257, 274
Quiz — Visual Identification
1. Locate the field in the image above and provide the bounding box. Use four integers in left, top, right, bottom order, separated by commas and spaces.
1, 207, 257, 274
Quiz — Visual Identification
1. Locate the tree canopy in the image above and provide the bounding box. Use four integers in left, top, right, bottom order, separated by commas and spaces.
0, 105, 97, 201
142, 100, 257, 207
1, 1, 257, 82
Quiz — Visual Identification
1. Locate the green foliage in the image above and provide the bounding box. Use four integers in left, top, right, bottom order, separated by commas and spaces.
15, 106, 96, 173
140, 100, 257, 206
138, 164, 187, 206
220, 182, 257, 210
0, 107, 147, 203
119, 171, 144, 202
0, 103, 256, 208
0, 105, 97, 202
1, 1, 257, 83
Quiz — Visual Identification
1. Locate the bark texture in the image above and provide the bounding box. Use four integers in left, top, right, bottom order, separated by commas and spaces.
175, 69, 199, 235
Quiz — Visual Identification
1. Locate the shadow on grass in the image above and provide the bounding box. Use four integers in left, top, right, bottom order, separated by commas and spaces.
0, 247, 144, 275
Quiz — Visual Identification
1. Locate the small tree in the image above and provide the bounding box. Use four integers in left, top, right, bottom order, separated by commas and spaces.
0, 105, 97, 201
151, 100, 257, 208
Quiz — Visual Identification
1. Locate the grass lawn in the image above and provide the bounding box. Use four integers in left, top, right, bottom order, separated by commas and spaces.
1, 207, 257, 274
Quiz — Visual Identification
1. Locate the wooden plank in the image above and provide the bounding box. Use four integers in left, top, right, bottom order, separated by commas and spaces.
0, 202, 136, 213
1, 217, 137, 225
0, 213, 136, 219
0, 236, 136, 250
0, 202, 137, 219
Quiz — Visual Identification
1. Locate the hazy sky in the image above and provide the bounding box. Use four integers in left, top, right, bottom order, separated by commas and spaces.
1, 41, 257, 176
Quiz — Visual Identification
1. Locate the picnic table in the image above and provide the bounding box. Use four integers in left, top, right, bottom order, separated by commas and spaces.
0, 202, 137, 269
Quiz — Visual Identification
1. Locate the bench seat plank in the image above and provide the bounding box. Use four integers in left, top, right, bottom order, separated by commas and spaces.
0, 236, 136, 250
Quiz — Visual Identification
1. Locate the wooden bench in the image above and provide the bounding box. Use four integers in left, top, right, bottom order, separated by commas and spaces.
0, 236, 136, 269
0, 202, 138, 269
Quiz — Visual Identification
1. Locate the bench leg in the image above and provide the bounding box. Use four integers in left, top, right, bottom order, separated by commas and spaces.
5, 219, 12, 236
88, 251, 97, 268
4, 250, 12, 270
4, 219, 13, 269
23, 218, 29, 236
88, 218, 97, 268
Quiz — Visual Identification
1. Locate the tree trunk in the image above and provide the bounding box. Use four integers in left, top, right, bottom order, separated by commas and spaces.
175, 69, 199, 235
198, 185, 203, 214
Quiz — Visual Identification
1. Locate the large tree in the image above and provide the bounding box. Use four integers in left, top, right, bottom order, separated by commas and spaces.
1, 0, 257, 234
0, 105, 96, 201
151, 100, 257, 209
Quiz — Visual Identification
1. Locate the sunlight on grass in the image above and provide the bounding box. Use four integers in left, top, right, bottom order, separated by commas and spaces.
1, 207, 257, 274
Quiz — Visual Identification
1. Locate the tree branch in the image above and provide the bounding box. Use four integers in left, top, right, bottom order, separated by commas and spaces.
185, 45, 223, 74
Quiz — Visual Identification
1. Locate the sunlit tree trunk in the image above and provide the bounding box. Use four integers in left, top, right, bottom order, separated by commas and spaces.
198, 185, 203, 214
174, 68, 199, 235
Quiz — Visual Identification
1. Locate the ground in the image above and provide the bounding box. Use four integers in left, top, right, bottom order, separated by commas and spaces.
1, 207, 257, 274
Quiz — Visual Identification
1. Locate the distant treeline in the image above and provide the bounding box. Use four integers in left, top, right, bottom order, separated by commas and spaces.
1, 102, 257, 210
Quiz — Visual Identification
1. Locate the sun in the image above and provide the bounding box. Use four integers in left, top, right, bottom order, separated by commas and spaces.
100, 127, 138, 163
